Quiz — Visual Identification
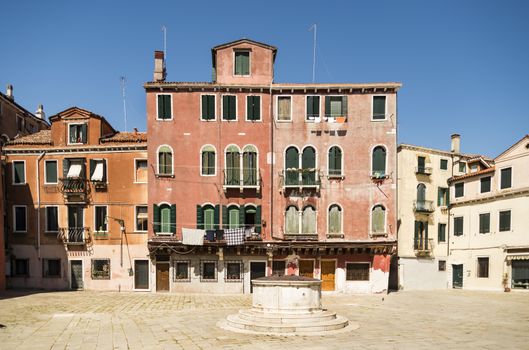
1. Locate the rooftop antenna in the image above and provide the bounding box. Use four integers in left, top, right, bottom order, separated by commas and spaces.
120, 76, 127, 132
309, 24, 317, 83
161, 25, 167, 60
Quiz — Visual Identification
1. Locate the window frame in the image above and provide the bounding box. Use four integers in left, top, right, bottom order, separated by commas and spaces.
499, 210, 511, 232
12, 160, 26, 185
454, 182, 464, 198
44, 160, 58, 185
327, 145, 344, 178
245, 95, 262, 122
221, 94, 238, 122
13, 258, 30, 277
91, 258, 111, 280
371, 145, 387, 178
480, 176, 491, 194
305, 95, 321, 122
477, 257, 489, 278
224, 260, 243, 282
156, 144, 174, 176
173, 260, 191, 282
440, 158, 448, 171
200, 94, 217, 121
284, 205, 300, 235
438, 260, 446, 271
13, 205, 27, 233
200, 260, 218, 282
327, 203, 343, 235
67, 123, 88, 145
200, 144, 217, 177
458, 162, 466, 173
134, 158, 148, 183
370, 204, 387, 235
275, 95, 292, 122
45, 205, 59, 233
345, 262, 371, 281
233, 50, 251, 77
479, 212, 490, 234
43, 258, 61, 278
371, 95, 387, 121
94, 205, 108, 233
156, 93, 173, 121
453, 216, 464, 236
438, 223, 446, 243
324, 95, 348, 121
135, 205, 148, 232
499, 167, 512, 190
158, 203, 173, 235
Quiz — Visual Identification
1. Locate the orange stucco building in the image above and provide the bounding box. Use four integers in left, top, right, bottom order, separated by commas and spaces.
145, 39, 401, 293
3, 107, 148, 290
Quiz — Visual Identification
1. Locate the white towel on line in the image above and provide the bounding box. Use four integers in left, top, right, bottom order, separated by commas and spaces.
181, 228, 205, 246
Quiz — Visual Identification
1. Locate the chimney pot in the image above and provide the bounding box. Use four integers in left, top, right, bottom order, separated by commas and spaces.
451, 134, 461, 154
154, 50, 166, 82
35, 104, 45, 120
6, 84, 14, 100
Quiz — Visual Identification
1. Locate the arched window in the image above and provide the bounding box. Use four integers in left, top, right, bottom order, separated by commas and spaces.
201, 145, 216, 176
243, 145, 258, 186
302, 146, 316, 185
228, 205, 240, 229
372, 146, 386, 178
225, 145, 240, 185
285, 206, 299, 234
417, 183, 426, 201
328, 204, 342, 234
372, 205, 386, 234
203, 204, 215, 230
160, 204, 172, 233
302, 205, 316, 234
285, 146, 300, 185
158, 145, 173, 175
328, 146, 342, 177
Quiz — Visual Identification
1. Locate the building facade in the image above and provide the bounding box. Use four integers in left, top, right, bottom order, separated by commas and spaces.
145, 39, 400, 294
448, 135, 529, 291
3, 107, 148, 291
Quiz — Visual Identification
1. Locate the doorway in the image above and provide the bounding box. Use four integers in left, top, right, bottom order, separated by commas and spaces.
67, 206, 84, 243
299, 260, 314, 278
134, 260, 149, 290
320, 260, 335, 291
452, 264, 463, 288
250, 261, 266, 293
156, 263, 170, 292
70, 260, 83, 290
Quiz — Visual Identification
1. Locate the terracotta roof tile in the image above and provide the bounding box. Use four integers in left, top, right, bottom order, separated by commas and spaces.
100, 131, 146, 143
450, 167, 495, 182
6, 130, 52, 146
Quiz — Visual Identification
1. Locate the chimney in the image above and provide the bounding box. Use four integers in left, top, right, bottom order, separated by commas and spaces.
35, 104, 45, 120
6, 84, 14, 100
451, 134, 461, 154
154, 50, 166, 82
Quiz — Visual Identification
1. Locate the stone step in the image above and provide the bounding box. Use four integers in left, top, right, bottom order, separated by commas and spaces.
226, 314, 349, 333
237, 309, 338, 324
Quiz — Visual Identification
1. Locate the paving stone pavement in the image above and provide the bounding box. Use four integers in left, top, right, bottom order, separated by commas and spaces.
0, 289, 528, 349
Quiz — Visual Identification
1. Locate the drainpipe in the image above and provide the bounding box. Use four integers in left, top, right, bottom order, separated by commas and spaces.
36, 152, 46, 259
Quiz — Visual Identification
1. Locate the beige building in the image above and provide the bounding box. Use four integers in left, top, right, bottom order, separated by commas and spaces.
449, 135, 529, 291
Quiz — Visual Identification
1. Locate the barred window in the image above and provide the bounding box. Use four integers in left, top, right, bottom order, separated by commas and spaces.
91, 259, 111, 280
201, 261, 217, 282
173, 261, 190, 282
225, 261, 243, 282
346, 263, 370, 281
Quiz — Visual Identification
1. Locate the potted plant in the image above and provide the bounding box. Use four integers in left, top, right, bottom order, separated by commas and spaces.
502, 273, 510, 292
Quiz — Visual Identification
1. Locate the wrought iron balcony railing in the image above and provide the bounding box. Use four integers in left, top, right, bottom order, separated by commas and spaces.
58, 227, 90, 245
282, 169, 321, 189
414, 238, 434, 257
59, 177, 87, 194
223, 168, 261, 190
415, 166, 433, 175
413, 200, 435, 213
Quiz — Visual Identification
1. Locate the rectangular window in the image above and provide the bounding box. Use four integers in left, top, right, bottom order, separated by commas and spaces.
225, 261, 242, 282
276, 96, 291, 121
13, 161, 25, 184
246, 95, 261, 121
499, 210, 511, 231
440, 159, 448, 170
201, 95, 216, 121
135, 159, 148, 183
14, 206, 27, 232
477, 257, 489, 278
438, 223, 446, 242
455, 182, 464, 198
16, 115, 24, 131
479, 213, 490, 234
372, 96, 386, 120
157, 94, 172, 120
234, 51, 250, 76
173, 261, 190, 282
201, 261, 217, 281
43, 259, 61, 277
438, 187, 449, 206
438, 260, 446, 271
346, 263, 370, 281
480, 176, 491, 193
94, 206, 107, 232
45, 206, 59, 232
459, 162, 466, 173
13, 259, 29, 276
454, 216, 464, 236
91, 259, 111, 280
68, 124, 87, 144
135, 206, 148, 231
45, 160, 58, 184
325, 96, 348, 119
90, 159, 106, 182
272, 260, 286, 277
500, 167, 512, 189
306, 95, 320, 121
222, 95, 237, 121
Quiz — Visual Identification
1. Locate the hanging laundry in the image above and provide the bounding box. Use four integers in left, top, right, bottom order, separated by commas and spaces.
224, 228, 245, 246
205, 230, 216, 242
182, 228, 205, 245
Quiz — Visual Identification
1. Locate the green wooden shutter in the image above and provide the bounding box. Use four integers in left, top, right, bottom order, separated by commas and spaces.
243, 53, 249, 75
89, 159, 95, 179
164, 95, 172, 119
158, 95, 164, 119
325, 96, 330, 117
214, 205, 220, 229
247, 96, 253, 120
373, 147, 386, 175
239, 205, 245, 228
437, 187, 442, 206
254, 96, 260, 120
373, 96, 386, 119
329, 148, 335, 174
341, 96, 348, 116
222, 205, 228, 229
424, 223, 429, 250
313, 96, 320, 117
222, 96, 228, 120
153, 204, 160, 233
62, 159, 69, 178
196, 205, 204, 229
81, 124, 87, 143
170, 204, 177, 234
255, 205, 262, 234
307, 96, 314, 119
201, 95, 208, 120
229, 96, 236, 120
209, 95, 215, 119
501, 168, 512, 189
414, 221, 419, 249
102, 160, 107, 182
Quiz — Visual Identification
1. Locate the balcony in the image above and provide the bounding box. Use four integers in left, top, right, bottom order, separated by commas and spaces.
223, 168, 261, 193
59, 177, 88, 203
283, 233, 319, 241
91, 180, 107, 192
414, 238, 433, 257
413, 200, 435, 213
281, 169, 321, 191
415, 166, 433, 175
58, 227, 91, 245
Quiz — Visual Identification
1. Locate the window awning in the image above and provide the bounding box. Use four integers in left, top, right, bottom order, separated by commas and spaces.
507, 255, 529, 261
91, 162, 104, 181
67, 164, 82, 178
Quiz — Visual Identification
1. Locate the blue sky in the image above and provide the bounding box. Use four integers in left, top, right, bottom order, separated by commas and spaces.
1, 0, 528, 157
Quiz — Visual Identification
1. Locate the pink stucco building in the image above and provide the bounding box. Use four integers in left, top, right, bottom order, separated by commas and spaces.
145, 39, 401, 293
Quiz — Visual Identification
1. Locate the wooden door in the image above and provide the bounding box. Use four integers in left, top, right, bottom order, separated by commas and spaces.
250, 262, 266, 293
320, 260, 335, 291
452, 264, 463, 288
70, 260, 83, 290
134, 260, 149, 289
299, 260, 314, 278
156, 263, 169, 292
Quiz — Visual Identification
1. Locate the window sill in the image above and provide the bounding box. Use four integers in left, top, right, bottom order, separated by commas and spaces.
200, 118, 217, 122
156, 118, 173, 121
221, 118, 238, 122
328, 175, 344, 180
371, 117, 388, 122
275, 119, 293, 123
132, 231, 148, 234
155, 174, 174, 178
245, 119, 263, 123
174, 278, 191, 283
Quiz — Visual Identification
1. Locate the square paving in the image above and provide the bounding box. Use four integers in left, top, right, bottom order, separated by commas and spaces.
1, 290, 528, 349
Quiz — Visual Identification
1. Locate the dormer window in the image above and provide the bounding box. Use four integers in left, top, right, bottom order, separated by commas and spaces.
234, 50, 250, 76
68, 123, 87, 144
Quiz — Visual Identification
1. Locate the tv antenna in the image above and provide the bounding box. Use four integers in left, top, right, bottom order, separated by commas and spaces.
309, 24, 317, 83
161, 25, 167, 59
120, 76, 127, 132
